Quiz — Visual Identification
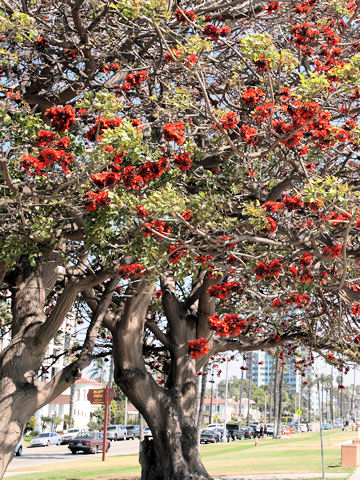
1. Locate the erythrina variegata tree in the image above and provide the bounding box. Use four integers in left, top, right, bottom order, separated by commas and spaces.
1, 0, 360, 478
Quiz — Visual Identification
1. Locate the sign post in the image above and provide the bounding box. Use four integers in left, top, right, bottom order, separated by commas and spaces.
87, 386, 116, 461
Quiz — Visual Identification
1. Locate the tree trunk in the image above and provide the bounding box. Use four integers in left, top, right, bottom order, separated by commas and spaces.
276, 364, 284, 438
197, 363, 208, 441
246, 356, 253, 426
272, 357, 279, 438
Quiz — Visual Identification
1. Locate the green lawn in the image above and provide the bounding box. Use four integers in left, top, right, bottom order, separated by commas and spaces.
8, 429, 357, 480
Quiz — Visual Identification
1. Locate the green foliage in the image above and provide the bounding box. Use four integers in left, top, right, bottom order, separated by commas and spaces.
25, 416, 36, 433
302, 176, 351, 206
298, 72, 330, 98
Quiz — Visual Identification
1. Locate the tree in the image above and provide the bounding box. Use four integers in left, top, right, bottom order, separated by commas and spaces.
2, 1, 360, 479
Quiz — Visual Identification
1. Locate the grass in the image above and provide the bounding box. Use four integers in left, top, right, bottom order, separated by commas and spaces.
8, 429, 357, 480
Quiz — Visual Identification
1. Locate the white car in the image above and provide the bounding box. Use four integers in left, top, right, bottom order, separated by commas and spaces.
30, 432, 62, 447
14, 441, 22, 456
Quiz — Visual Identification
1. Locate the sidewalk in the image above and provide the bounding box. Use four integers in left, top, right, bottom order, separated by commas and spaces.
214, 472, 354, 480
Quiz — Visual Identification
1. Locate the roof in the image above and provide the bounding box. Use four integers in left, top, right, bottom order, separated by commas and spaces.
50, 394, 70, 405
75, 378, 106, 386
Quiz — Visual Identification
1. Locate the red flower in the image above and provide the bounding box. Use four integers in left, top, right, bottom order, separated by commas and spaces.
203, 24, 220, 40
242, 88, 266, 106
207, 282, 242, 299
265, 2, 280, 14
283, 195, 303, 211
163, 122, 185, 145
254, 258, 283, 279
168, 243, 188, 263
138, 157, 169, 181
272, 299, 283, 308
352, 303, 360, 316
220, 112, 238, 131
119, 263, 144, 279
143, 220, 172, 238
122, 166, 144, 189
35, 130, 56, 147
194, 254, 213, 266
188, 338, 210, 359
240, 125, 258, 145
120, 70, 148, 91
209, 313, 247, 336
220, 27, 231, 37
265, 217, 277, 233
91, 171, 121, 188
86, 116, 123, 142
181, 210, 193, 221
45, 105, 76, 132
273, 333, 281, 342
173, 151, 192, 171
299, 252, 313, 269
175, 9, 196, 23
36, 36, 49, 49
262, 201, 284, 213
136, 205, 150, 218
184, 53, 197, 67
323, 244, 342, 258
83, 190, 110, 211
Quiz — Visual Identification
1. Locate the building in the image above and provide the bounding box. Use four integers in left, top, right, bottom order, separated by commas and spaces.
34, 378, 105, 431
245, 351, 299, 392
202, 397, 260, 424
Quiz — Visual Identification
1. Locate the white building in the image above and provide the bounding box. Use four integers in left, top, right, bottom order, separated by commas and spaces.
35, 378, 105, 431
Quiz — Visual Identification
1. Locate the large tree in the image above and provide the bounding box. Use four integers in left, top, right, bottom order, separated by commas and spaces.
1, 0, 360, 479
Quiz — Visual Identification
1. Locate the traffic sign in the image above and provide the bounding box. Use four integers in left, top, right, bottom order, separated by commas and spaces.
296, 409, 302, 416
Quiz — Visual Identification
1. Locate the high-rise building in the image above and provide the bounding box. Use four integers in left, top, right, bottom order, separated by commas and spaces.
245, 351, 299, 392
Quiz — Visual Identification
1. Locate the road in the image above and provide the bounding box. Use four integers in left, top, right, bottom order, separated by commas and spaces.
6, 439, 140, 475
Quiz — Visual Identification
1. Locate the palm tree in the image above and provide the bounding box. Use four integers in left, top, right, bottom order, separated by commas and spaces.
89, 358, 107, 383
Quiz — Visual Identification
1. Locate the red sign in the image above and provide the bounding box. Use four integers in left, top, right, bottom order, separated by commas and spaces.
87, 388, 116, 405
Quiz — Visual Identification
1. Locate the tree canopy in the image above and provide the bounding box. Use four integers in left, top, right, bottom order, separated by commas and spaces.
1, 0, 360, 478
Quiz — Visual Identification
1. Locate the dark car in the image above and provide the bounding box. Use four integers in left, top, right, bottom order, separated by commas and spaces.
125, 425, 139, 440
200, 429, 217, 444
240, 426, 255, 439
226, 424, 244, 440
68, 432, 110, 454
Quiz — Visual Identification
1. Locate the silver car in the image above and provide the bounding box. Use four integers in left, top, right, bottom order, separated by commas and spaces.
30, 432, 61, 447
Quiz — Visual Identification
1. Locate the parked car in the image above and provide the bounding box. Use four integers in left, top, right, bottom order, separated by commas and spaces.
240, 426, 255, 439
68, 431, 110, 454
107, 424, 127, 441
322, 423, 330, 430
207, 423, 224, 430
200, 429, 217, 444
265, 424, 274, 435
126, 425, 140, 439
30, 432, 62, 447
143, 427, 152, 438
61, 428, 88, 445
14, 441, 22, 456
226, 424, 244, 440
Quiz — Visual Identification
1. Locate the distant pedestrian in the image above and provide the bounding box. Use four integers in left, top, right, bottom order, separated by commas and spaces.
264, 425, 267, 436
259, 424, 264, 438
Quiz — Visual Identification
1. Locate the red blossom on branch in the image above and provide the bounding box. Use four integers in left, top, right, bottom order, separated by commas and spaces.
187, 338, 210, 359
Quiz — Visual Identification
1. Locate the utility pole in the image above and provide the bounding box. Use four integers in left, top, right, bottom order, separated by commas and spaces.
222, 356, 229, 443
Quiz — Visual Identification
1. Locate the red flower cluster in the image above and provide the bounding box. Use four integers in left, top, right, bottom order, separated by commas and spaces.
36, 36, 49, 49
262, 201, 284, 213
208, 314, 247, 336
91, 171, 121, 188
187, 338, 210, 359
143, 220, 172, 238
172, 151, 192, 171
83, 190, 110, 211
203, 24, 231, 39
240, 125, 258, 145
352, 304, 360, 316
220, 112, 238, 130
265, 217, 277, 233
168, 243, 188, 263
163, 122, 185, 145
194, 254, 213, 266
324, 211, 351, 229
265, 1, 280, 14
282, 195, 303, 211
242, 88, 266, 106
119, 263, 144, 279
86, 116, 123, 142
121, 166, 144, 189
272, 293, 310, 309
181, 210, 193, 221
138, 157, 169, 181
207, 281, 242, 299
45, 105, 76, 132
120, 70, 148, 92
21, 136, 74, 176
254, 258, 283, 279
323, 244, 342, 258
175, 9, 196, 23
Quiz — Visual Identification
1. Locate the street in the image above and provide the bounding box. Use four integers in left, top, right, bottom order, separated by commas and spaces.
6, 439, 140, 474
